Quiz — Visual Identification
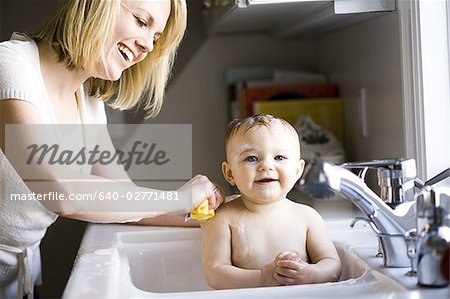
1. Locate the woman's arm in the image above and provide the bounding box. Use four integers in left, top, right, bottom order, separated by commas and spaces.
0, 100, 218, 223
88, 123, 195, 226
135, 212, 199, 227
89, 132, 225, 227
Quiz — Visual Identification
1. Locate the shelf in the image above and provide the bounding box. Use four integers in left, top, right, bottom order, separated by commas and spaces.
203, 0, 395, 39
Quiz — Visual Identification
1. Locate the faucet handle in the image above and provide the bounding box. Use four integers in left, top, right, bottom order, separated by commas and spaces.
424, 167, 450, 186
415, 167, 450, 233
416, 186, 450, 234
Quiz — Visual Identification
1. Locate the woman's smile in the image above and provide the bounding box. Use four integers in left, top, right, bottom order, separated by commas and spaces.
117, 42, 136, 63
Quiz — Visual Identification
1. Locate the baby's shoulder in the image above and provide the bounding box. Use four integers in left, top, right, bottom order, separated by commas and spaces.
216, 197, 245, 213
213, 198, 245, 221
286, 199, 322, 219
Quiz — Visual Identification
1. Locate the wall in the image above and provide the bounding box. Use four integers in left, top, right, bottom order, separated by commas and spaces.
314, 12, 405, 161
147, 34, 316, 189
0, 0, 58, 40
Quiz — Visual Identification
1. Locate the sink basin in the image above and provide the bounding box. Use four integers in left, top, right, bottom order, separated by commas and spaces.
113, 227, 407, 298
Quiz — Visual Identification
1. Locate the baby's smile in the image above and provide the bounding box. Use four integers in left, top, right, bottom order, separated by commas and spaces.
255, 177, 279, 184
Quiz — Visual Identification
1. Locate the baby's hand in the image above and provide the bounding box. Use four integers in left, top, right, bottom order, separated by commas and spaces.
276, 251, 301, 262
274, 255, 316, 285
260, 259, 283, 287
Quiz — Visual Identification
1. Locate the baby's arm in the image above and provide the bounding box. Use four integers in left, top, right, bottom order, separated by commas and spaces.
274, 208, 341, 285
202, 214, 280, 289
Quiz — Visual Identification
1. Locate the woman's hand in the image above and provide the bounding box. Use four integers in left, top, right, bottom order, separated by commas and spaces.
177, 175, 224, 212
211, 182, 225, 209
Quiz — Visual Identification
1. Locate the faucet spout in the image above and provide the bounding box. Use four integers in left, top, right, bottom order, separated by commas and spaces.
297, 160, 416, 267
338, 166, 416, 234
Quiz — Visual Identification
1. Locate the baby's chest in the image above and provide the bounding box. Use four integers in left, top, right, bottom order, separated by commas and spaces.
230, 220, 307, 268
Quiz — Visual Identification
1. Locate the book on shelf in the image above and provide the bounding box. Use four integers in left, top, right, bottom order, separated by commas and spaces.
237, 83, 338, 117
253, 98, 344, 143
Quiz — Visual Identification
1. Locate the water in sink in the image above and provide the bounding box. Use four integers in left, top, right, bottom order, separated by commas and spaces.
116, 227, 406, 297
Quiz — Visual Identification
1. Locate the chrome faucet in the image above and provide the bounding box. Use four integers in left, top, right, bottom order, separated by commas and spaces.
296, 159, 417, 267
340, 158, 418, 208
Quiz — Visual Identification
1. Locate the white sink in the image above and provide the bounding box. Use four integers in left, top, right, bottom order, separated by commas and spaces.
109, 227, 406, 298
64, 216, 450, 299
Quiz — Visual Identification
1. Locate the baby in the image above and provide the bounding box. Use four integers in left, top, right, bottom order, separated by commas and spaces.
201, 114, 341, 289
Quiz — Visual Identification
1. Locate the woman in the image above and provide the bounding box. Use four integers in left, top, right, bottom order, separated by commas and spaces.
0, 1, 222, 298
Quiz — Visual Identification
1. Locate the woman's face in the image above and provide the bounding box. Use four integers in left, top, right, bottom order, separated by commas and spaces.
97, 0, 171, 81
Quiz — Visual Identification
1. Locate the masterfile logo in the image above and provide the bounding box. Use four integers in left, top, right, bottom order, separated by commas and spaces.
25, 141, 170, 171
5, 124, 192, 183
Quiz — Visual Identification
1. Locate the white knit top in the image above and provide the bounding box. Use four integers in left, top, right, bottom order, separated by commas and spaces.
0, 33, 107, 299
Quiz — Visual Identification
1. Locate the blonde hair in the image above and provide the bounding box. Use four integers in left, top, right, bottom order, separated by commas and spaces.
33, 0, 187, 118
225, 114, 299, 149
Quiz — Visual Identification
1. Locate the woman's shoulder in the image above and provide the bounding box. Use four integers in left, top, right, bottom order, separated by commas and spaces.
0, 34, 43, 105
0, 33, 40, 81
0, 33, 38, 65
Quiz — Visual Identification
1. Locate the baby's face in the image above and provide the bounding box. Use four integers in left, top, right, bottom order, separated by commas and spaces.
223, 122, 304, 205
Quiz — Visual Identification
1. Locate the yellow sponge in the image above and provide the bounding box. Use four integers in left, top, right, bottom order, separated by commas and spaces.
189, 199, 215, 221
